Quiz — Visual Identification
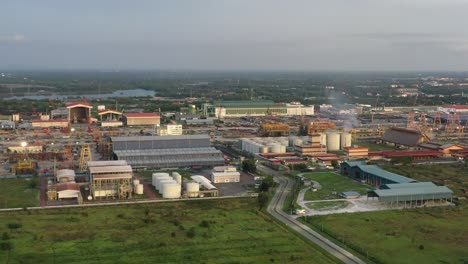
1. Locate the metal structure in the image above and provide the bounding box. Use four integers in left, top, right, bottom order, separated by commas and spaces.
78, 145, 93, 172
259, 123, 290, 136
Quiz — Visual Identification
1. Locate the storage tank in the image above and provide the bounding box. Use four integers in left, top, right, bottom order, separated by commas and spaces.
159, 179, 176, 194
135, 184, 144, 195
326, 133, 340, 151
279, 145, 287, 153
269, 144, 282, 153
295, 138, 303, 146
340, 132, 352, 149
133, 179, 140, 186
320, 133, 327, 146
152, 173, 170, 187
155, 176, 173, 190
163, 184, 182, 199
260, 146, 269, 154
186, 182, 200, 198
172, 172, 182, 184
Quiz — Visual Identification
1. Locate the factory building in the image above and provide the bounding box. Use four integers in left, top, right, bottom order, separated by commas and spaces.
56, 169, 76, 183
437, 105, 468, 113
111, 135, 224, 169
211, 166, 240, 183
203, 100, 314, 118
98, 109, 123, 127
369, 182, 453, 205
343, 146, 369, 158
0, 120, 15, 130
157, 124, 183, 136
123, 113, 160, 126
66, 102, 92, 124
88, 161, 133, 199
341, 161, 416, 186
31, 119, 69, 128
381, 127, 429, 147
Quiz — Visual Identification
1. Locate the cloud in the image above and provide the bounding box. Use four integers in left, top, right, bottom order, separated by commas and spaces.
0, 34, 28, 43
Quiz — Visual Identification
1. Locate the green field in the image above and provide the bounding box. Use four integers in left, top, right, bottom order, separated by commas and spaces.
306, 201, 350, 211
300, 207, 468, 264
303, 172, 372, 201
354, 142, 400, 151
0, 178, 40, 209
0, 199, 338, 264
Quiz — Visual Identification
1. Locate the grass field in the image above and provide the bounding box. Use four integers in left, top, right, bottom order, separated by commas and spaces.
0, 199, 338, 264
306, 201, 350, 211
303, 172, 372, 201
354, 142, 400, 151
0, 178, 40, 209
300, 207, 468, 264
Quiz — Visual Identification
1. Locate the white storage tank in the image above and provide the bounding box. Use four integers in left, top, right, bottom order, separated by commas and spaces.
260, 146, 269, 154
269, 144, 281, 153
186, 182, 200, 198
152, 173, 170, 187
163, 184, 182, 199
326, 133, 340, 151
133, 179, 140, 186
279, 145, 287, 153
172, 172, 182, 184
320, 133, 327, 146
340, 132, 352, 149
155, 176, 173, 190
135, 184, 144, 195
159, 179, 177, 194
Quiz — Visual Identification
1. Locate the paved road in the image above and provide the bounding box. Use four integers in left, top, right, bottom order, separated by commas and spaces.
261, 165, 366, 264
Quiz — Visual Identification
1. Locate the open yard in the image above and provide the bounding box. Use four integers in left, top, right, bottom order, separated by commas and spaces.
354, 141, 400, 151
0, 198, 337, 264
300, 206, 468, 264
0, 178, 40, 209
303, 172, 372, 201
305, 201, 350, 211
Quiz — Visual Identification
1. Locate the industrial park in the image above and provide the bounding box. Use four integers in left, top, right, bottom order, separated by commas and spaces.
1, 1, 468, 263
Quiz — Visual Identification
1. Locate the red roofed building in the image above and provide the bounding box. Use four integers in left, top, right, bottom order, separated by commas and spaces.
66, 102, 92, 124
98, 109, 123, 127
344, 146, 369, 158
123, 113, 160, 126
369, 150, 440, 161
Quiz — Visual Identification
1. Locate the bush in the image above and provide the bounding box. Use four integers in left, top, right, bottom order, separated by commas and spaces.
199, 220, 210, 228
0, 241, 12, 251
186, 227, 196, 238
7, 223, 22, 230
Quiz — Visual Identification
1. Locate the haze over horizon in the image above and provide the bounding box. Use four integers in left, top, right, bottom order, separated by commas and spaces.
2, 0, 468, 71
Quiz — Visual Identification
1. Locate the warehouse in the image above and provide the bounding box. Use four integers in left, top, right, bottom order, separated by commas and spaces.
111, 135, 224, 169
368, 182, 453, 207
66, 102, 92, 124
203, 100, 314, 118
211, 166, 240, 183
98, 109, 123, 127
341, 161, 416, 186
381, 127, 429, 147
123, 112, 160, 126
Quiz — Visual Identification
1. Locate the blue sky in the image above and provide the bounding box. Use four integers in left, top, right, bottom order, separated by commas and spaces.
1, 0, 468, 71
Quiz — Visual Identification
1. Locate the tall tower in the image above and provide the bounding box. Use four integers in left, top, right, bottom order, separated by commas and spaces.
79, 145, 93, 172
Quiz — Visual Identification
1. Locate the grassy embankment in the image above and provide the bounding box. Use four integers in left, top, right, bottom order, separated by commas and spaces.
0, 178, 40, 209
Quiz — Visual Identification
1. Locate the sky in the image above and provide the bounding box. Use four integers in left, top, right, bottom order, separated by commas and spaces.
1, 0, 468, 71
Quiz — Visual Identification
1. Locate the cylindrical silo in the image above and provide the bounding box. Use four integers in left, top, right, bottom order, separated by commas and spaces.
135, 184, 144, 195
260, 146, 269, 154
159, 179, 176, 194
186, 182, 200, 198
155, 176, 173, 190
340, 132, 352, 149
269, 144, 281, 153
133, 179, 140, 186
326, 133, 340, 151
163, 184, 182, 199
279, 145, 287, 153
153, 172, 170, 187
172, 172, 182, 184
320, 133, 327, 146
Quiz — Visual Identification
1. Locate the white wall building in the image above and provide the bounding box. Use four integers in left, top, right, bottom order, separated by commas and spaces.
211, 166, 240, 183
157, 124, 183, 136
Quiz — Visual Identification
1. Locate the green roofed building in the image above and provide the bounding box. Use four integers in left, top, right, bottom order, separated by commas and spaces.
202, 100, 314, 118
340, 161, 416, 186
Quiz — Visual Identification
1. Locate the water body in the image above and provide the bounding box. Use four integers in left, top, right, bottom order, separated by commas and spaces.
4, 89, 156, 100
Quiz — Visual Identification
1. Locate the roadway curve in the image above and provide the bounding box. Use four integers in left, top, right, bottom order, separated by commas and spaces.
266, 173, 366, 264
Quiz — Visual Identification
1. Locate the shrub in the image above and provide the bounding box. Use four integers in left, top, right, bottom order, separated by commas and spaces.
199, 220, 210, 228
7, 223, 22, 230
186, 227, 196, 238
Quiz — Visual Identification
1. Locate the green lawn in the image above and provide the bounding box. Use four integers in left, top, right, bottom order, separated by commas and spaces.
303, 172, 372, 201
300, 207, 468, 264
354, 141, 400, 151
0, 178, 40, 208
306, 201, 350, 211
0, 199, 337, 264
